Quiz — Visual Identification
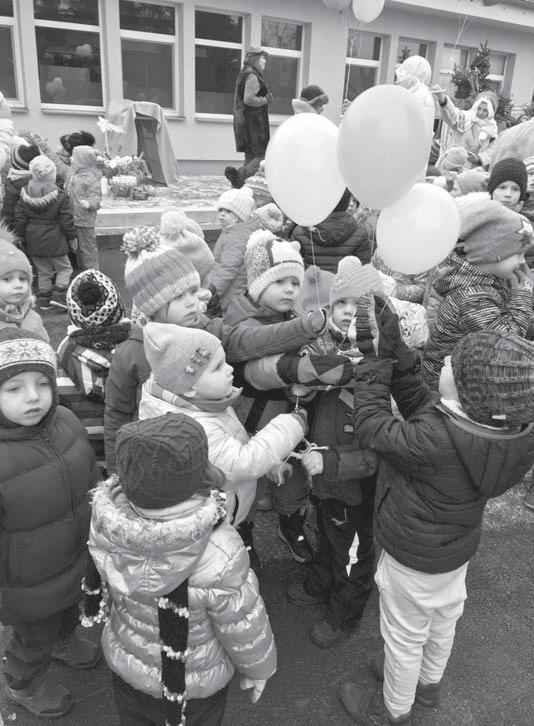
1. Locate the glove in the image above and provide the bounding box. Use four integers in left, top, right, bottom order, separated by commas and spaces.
240, 677, 268, 704
277, 352, 353, 387
301, 449, 324, 477
69, 238, 79, 253
510, 268, 534, 295
373, 295, 417, 372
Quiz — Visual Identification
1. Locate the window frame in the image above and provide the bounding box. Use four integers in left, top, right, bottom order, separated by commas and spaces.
487, 51, 507, 93
0, 4, 24, 106
34, 0, 106, 112
397, 36, 429, 62
344, 30, 382, 101
260, 16, 304, 119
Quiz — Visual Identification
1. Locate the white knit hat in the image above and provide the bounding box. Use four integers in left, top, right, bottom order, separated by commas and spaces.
29, 155, 57, 183
245, 230, 304, 302
329, 256, 383, 307
217, 187, 255, 221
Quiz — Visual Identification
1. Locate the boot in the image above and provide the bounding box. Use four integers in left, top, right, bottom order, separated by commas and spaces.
277, 511, 313, 563
50, 285, 68, 309
340, 684, 412, 726
287, 580, 327, 608
224, 166, 243, 189
236, 520, 261, 572
6, 674, 73, 718
309, 618, 355, 649
37, 291, 52, 310
370, 651, 441, 707
52, 630, 101, 669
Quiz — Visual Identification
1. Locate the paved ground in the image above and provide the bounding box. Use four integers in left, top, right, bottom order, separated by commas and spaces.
101, 176, 229, 209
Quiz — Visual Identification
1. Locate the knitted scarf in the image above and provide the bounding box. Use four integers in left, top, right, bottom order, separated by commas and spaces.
0, 296, 32, 326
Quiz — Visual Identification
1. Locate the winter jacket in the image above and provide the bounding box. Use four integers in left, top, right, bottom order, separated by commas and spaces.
422, 252, 533, 388
14, 186, 76, 258
353, 360, 534, 574
0, 405, 98, 624
89, 480, 276, 700
212, 217, 261, 314
438, 94, 498, 161
233, 67, 270, 155
1, 172, 31, 232
138, 380, 306, 525
372, 251, 428, 304
65, 148, 102, 227
292, 212, 371, 273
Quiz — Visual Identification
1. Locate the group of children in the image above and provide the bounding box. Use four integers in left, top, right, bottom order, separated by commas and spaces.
1, 124, 534, 726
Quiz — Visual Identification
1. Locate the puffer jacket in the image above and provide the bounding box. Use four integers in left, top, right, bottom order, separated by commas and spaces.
212, 217, 261, 314
1, 172, 31, 232
89, 479, 276, 699
353, 361, 534, 574
0, 405, 98, 624
14, 186, 76, 258
138, 380, 306, 524
65, 147, 101, 227
292, 212, 371, 273
422, 252, 533, 388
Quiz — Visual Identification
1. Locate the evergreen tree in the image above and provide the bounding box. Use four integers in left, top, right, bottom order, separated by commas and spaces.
469, 41, 491, 94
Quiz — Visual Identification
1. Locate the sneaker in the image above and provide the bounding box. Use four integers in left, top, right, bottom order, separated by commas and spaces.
236, 520, 261, 572
52, 631, 101, 669
256, 491, 273, 512
340, 684, 412, 726
309, 618, 353, 648
370, 651, 441, 707
286, 580, 327, 608
6, 676, 73, 718
278, 511, 313, 563
524, 480, 534, 510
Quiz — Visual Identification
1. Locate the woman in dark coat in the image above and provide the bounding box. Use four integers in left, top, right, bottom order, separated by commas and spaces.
225, 47, 272, 189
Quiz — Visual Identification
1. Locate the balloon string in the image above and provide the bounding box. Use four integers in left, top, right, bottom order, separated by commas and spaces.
448, 12, 471, 64
308, 228, 322, 310
343, 9, 364, 103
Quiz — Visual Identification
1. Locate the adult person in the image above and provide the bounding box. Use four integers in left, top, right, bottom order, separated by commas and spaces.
395, 55, 436, 140
292, 85, 329, 114
225, 47, 272, 189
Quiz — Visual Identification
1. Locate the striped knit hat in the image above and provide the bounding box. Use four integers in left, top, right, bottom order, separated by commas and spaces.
11, 144, 40, 171
122, 226, 200, 319
451, 330, 534, 426
245, 230, 304, 302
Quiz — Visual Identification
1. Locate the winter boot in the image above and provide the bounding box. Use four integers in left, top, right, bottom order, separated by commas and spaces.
224, 166, 243, 189
37, 290, 52, 310
309, 618, 355, 649
287, 580, 327, 608
278, 511, 313, 563
340, 684, 412, 726
52, 630, 101, 669
6, 674, 73, 718
370, 651, 441, 707
50, 285, 68, 309
236, 520, 261, 572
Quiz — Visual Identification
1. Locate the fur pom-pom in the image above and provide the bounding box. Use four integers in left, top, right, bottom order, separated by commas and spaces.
246, 228, 279, 252
0, 220, 18, 247
121, 225, 160, 257
160, 210, 188, 241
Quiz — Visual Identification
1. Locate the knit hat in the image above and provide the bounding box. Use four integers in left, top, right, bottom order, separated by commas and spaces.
60, 130, 95, 154
456, 196, 533, 264
159, 210, 214, 286
455, 169, 489, 196
244, 162, 273, 207
488, 157, 528, 200
67, 269, 124, 329
295, 265, 334, 314
122, 227, 200, 319
11, 144, 40, 171
438, 146, 468, 173
451, 330, 534, 426
299, 84, 329, 108
330, 256, 383, 307
29, 155, 57, 183
0, 227, 32, 283
143, 322, 222, 396
244, 230, 304, 302
253, 203, 284, 233
217, 187, 255, 221
524, 156, 534, 173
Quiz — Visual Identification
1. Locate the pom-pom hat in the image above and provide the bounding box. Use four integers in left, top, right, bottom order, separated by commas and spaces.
29, 155, 56, 183
11, 144, 40, 171
0, 225, 32, 284
330, 256, 382, 307
244, 230, 304, 302
159, 209, 214, 287
217, 187, 255, 221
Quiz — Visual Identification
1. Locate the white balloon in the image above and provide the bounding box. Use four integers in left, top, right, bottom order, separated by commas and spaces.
352, 0, 385, 23
265, 114, 346, 227
377, 183, 460, 274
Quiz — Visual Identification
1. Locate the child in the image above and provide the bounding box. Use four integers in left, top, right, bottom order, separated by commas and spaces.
0, 328, 99, 719
422, 197, 534, 388
450, 168, 488, 197
0, 144, 41, 232
138, 322, 308, 563
488, 157, 529, 212
0, 229, 48, 340
14, 155, 77, 309
57, 269, 130, 470
522, 155, 534, 224
65, 145, 102, 270
287, 257, 378, 648
87, 413, 277, 726
291, 84, 329, 115
340, 304, 534, 726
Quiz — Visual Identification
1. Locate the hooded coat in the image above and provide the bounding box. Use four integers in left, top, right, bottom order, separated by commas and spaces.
65, 146, 102, 227
438, 92, 499, 163
14, 186, 76, 258
292, 212, 371, 273
89, 479, 276, 700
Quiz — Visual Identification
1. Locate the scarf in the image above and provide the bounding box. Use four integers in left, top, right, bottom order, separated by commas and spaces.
0, 296, 33, 326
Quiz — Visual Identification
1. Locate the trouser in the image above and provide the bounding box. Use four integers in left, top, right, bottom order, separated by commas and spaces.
4, 605, 79, 690
271, 461, 309, 515
112, 673, 228, 726
32, 254, 72, 294
76, 226, 99, 270
237, 148, 264, 185
375, 550, 468, 718
305, 496, 375, 629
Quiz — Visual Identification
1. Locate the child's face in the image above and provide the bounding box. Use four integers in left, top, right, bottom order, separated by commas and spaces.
438, 356, 459, 401
0, 370, 53, 426
218, 208, 240, 230
258, 276, 301, 313
476, 101, 489, 120
189, 346, 234, 400
477, 252, 525, 280
331, 297, 358, 332
0, 271, 30, 306
527, 167, 534, 193
152, 285, 201, 327
492, 181, 521, 208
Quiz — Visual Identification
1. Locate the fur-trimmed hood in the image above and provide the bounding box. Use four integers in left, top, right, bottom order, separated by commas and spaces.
20, 185, 59, 208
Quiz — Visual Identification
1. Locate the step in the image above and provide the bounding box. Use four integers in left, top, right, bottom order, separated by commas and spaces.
96, 204, 219, 235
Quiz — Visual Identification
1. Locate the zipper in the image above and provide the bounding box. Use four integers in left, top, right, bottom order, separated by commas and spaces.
42, 426, 77, 519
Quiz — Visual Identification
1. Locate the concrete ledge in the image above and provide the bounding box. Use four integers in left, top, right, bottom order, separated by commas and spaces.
96, 204, 219, 235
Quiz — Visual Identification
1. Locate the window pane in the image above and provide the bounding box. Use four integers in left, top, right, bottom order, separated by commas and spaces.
398, 39, 427, 63
195, 45, 241, 113
441, 46, 469, 72
195, 11, 242, 43
264, 56, 298, 114
0, 1, 13, 16
347, 31, 380, 61
489, 53, 506, 76
0, 26, 16, 97
344, 64, 377, 101
33, 0, 99, 25
122, 39, 173, 107
36, 27, 102, 105
119, 1, 174, 35
261, 20, 302, 51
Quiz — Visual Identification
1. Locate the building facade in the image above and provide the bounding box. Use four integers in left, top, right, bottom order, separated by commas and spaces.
2, 0, 534, 173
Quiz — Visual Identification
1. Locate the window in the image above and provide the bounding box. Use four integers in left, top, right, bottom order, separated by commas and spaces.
195, 10, 243, 114
120, 1, 176, 109
261, 19, 303, 115
0, 0, 19, 102
398, 38, 428, 64
439, 45, 471, 96
34, 0, 103, 107
487, 52, 507, 94
344, 30, 382, 101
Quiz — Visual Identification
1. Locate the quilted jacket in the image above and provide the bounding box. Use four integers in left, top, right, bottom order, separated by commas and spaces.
14, 186, 76, 258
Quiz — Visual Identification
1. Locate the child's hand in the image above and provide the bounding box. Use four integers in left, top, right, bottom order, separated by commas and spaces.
431, 84, 446, 103
511, 268, 534, 294
240, 677, 267, 704
308, 308, 327, 334
301, 450, 324, 477
79, 199, 90, 209
69, 238, 78, 252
